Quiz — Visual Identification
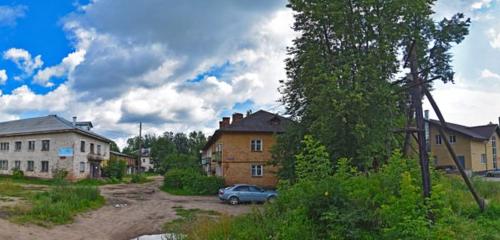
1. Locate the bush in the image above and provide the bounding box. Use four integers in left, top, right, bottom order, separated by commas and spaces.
163, 169, 224, 195
131, 173, 148, 183
12, 167, 24, 179
102, 158, 127, 180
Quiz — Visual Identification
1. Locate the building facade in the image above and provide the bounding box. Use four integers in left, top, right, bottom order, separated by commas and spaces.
429, 119, 500, 173
201, 110, 291, 188
110, 151, 137, 174
0, 115, 111, 180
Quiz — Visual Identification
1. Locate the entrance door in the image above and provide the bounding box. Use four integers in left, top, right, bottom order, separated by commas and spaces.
89, 162, 100, 178
457, 155, 465, 169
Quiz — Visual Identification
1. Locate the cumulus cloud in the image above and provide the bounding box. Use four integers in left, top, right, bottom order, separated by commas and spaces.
3, 48, 43, 79
34, 50, 85, 87
0, 69, 7, 84
471, 0, 493, 10
480, 69, 500, 79
487, 28, 500, 49
0, 5, 27, 27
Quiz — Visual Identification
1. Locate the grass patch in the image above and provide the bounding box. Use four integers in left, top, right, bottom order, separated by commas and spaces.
0, 175, 58, 186
0, 181, 30, 198
8, 185, 104, 227
163, 206, 220, 235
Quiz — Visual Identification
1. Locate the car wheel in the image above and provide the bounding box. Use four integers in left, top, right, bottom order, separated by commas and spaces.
228, 196, 239, 205
267, 196, 276, 203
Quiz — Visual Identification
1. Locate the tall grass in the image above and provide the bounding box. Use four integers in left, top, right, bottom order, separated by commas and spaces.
13, 185, 105, 226
0, 181, 25, 197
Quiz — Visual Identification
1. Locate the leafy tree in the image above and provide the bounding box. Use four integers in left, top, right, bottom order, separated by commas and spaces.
279, 0, 470, 173
109, 141, 120, 152
295, 135, 332, 181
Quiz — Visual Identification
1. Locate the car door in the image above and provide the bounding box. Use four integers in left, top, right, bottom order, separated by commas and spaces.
234, 186, 250, 202
249, 186, 266, 202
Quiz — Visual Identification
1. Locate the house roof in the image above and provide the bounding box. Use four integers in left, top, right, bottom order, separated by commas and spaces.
202, 110, 293, 150
0, 115, 112, 143
428, 119, 499, 141
110, 151, 135, 158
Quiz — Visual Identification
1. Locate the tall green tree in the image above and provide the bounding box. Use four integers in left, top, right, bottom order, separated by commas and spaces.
279, 0, 469, 176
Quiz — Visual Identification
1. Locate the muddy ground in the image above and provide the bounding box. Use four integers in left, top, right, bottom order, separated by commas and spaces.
0, 176, 254, 240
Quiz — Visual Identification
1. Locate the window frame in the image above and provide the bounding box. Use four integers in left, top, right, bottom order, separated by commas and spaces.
41, 140, 50, 152
251, 164, 263, 177
14, 160, 21, 169
435, 135, 442, 145
81, 141, 86, 153
449, 135, 456, 144
41, 161, 49, 173
480, 154, 487, 164
14, 141, 22, 151
27, 161, 34, 172
80, 162, 85, 173
250, 139, 263, 152
28, 140, 35, 151
0, 160, 8, 170
0, 142, 9, 151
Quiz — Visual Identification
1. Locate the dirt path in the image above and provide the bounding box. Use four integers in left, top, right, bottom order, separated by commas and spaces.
0, 176, 254, 240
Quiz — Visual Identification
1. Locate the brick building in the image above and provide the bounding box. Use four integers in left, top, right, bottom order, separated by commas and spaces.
201, 110, 291, 188
0, 115, 111, 180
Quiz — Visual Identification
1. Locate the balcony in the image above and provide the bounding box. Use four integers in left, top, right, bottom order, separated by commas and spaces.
87, 153, 105, 161
201, 157, 211, 165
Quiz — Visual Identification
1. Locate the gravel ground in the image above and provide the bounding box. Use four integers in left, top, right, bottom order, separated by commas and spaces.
0, 176, 254, 240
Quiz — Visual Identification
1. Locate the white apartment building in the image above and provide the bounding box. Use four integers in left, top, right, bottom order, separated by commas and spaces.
0, 115, 111, 180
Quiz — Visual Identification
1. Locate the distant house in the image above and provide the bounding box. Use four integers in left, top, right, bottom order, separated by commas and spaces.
140, 148, 153, 172
428, 119, 500, 173
201, 110, 292, 188
110, 151, 137, 174
0, 115, 111, 180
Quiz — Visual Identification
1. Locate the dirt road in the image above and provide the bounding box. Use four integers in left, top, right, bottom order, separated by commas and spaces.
0, 177, 253, 240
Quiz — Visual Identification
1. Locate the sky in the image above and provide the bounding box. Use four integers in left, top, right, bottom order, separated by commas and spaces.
0, 0, 498, 149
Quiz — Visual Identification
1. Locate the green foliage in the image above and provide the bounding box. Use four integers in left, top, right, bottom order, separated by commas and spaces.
279, 0, 470, 171
295, 135, 332, 181
188, 151, 500, 239
102, 158, 127, 180
130, 173, 149, 183
52, 168, 69, 182
163, 169, 224, 195
12, 185, 104, 226
11, 167, 24, 179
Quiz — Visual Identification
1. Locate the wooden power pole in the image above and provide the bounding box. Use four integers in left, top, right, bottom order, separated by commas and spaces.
137, 122, 142, 173
404, 41, 484, 211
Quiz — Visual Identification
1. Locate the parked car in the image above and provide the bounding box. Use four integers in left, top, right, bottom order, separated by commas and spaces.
485, 169, 500, 177
218, 184, 277, 205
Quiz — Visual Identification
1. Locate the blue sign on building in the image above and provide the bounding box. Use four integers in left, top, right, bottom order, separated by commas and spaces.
58, 147, 74, 157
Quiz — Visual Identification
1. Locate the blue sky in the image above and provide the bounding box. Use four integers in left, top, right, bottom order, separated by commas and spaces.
0, 0, 499, 148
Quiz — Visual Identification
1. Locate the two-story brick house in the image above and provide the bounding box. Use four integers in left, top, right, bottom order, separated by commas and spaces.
428, 119, 500, 173
201, 110, 291, 188
0, 115, 111, 180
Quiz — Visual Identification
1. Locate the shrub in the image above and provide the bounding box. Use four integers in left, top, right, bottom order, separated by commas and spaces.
163, 169, 224, 195
11, 167, 24, 179
131, 173, 148, 183
102, 159, 127, 180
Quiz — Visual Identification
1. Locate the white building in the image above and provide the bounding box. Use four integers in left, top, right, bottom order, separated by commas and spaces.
0, 115, 111, 180
140, 148, 153, 172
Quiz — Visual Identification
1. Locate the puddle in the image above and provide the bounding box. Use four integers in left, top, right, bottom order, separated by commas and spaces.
131, 233, 184, 240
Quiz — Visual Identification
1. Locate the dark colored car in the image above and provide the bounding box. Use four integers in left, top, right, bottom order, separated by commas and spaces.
218, 184, 277, 205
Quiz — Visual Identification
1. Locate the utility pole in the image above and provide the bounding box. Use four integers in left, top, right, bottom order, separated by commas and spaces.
408, 42, 432, 199
137, 122, 142, 173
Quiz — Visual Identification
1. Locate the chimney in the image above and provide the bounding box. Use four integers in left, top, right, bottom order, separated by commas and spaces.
73, 116, 77, 127
219, 117, 230, 129
232, 113, 243, 124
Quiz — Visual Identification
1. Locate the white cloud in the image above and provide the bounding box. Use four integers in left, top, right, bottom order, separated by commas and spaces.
3, 48, 43, 78
0, 69, 7, 84
34, 50, 85, 87
471, 0, 493, 10
0, 5, 27, 27
487, 28, 500, 49
480, 69, 500, 79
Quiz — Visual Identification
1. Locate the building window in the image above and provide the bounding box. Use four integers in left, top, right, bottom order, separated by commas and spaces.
81, 141, 86, 152
481, 154, 487, 164
14, 141, 22, 151
41, 140, 50, 151
80, 162, 85, 172
97, 145, 101, 155
0, 160, 8, 170
90, 143, 95, 154
0, 142, 9, 151
28, 141, 35, 151
27, 161, 34, 171
41, 161, 49, 172
435, 135, 442, 145
251, 164, 263, 177
14, 160, 21, 169
251, 139, 263, 152
449, 135, 456, 144
142, 158, 146, 163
